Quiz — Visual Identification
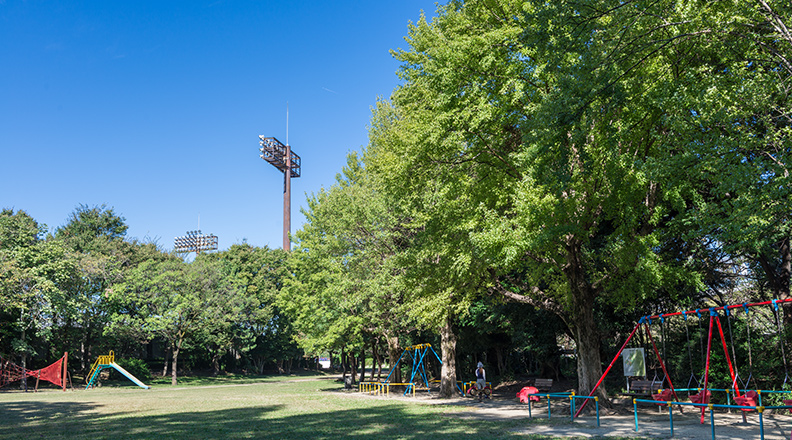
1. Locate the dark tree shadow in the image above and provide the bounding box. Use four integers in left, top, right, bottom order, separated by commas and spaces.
0, 397, 525, 439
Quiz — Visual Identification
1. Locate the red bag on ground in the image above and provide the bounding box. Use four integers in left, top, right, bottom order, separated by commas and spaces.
517, 386, 540, 403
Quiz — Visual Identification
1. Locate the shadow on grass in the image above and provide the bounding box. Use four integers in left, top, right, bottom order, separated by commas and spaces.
0, 398, 522, 440
143, 370, 331, 387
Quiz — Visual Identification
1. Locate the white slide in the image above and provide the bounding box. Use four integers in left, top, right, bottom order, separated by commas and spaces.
110, 362, 151, 389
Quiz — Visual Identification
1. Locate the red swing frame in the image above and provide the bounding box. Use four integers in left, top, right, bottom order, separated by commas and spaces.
573, 298, 792, 420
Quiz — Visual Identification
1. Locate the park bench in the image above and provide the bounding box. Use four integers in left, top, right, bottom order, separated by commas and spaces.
627, 379, 678, 409
533, 378, 553, 391
626, 379, 663, 396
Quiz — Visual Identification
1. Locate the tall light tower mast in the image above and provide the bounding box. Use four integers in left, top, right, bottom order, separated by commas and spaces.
259, 136, 301, 251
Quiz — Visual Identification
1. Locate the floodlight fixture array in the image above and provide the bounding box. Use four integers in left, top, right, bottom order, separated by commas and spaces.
258, 136, 301, 178
174, 230, 218, 254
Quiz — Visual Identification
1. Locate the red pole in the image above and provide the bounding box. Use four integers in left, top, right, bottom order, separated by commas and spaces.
644, 323, 683, 413
715, 316, 741, 398
63, 352, 67, 392
574, 321, 642, 418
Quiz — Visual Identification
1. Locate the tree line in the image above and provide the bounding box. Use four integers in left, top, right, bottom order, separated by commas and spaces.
2, 0, 790, 400
0, 205, 299, 386
286, 0, 791, 399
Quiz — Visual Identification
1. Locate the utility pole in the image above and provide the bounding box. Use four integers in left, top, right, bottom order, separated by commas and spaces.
259, 136, 301, 251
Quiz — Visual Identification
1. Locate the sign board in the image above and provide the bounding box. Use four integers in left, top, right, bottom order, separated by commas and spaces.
622, 348, 646, 377
318, 357, 331, 369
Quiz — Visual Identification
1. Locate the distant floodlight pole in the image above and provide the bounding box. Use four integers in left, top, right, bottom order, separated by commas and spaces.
174, 230, 218, 254
258, 136, 301, 251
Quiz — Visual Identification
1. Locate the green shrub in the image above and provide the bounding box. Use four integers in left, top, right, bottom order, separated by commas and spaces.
111, 358, 151, 382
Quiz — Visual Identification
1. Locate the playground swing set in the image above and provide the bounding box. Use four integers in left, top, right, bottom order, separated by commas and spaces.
1, 350, 149, 392
570, 297, 792, 440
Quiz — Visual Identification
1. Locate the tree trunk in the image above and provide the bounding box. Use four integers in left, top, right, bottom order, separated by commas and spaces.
495, 346, 505, 377
348, 352, 358, 385
779, 236, 792, 324
211, 344, 220, 377
20, 327, 27, 370
565, 241, 605, 400
373, 342, 382, 380
358, 347, 366, 383
171, 338, 182, 386
756, 237, 792, 324
439, 317, 458, 398
162, 346, 170, 377
341, 348, 347, 382
385, 333, 401, 383
20, 326, 27, 391
573, 304, 604, 397
80, 340, 86, 373
253, 356, 264, 375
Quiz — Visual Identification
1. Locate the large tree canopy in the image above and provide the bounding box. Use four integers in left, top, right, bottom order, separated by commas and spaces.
363, 0, 792, 398
282, 153, 418, 383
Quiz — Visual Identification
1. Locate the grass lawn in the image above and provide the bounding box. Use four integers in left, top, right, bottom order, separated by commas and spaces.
0, 373, 613, 440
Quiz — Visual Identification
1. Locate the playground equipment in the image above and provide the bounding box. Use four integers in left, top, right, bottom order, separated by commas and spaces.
576, 298, 792, 417
359, 381, 417, 397
0, 352, 69, 391
382, 344, 445, 396
359, 343, 466, 397
571, 298, 792, 439
465, 382, 492, 400
516, 385, 600, 425
463, 380, 491, 396
85, 351, 150, 390
632, 396, 792, 440
362, 343, 485, 397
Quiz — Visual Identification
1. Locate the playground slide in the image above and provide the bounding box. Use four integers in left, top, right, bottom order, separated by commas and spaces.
109, 363, 150, 389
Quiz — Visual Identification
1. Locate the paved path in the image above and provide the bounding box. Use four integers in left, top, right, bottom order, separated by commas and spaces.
458, 401, 792, 440
351, 387, 792, 440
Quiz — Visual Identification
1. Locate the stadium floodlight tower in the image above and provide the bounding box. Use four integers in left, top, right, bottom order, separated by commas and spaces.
174, 230, 218, 254
258, 135, 301, 251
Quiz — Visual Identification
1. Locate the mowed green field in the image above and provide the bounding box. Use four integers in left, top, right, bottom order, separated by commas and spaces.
0, 375, 540, 440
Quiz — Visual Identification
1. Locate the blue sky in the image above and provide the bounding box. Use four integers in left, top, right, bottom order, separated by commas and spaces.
0, 0, 436, 251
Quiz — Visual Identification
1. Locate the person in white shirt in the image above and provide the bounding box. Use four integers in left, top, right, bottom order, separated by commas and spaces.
475, 362, 487, 401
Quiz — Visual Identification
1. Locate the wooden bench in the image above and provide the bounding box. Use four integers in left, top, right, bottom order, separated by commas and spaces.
533, 378, 553, 391
627, 380, 662, 395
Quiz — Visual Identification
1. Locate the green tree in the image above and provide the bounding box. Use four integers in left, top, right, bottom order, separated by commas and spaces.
367, 0, 782, 399
205, 244, 299, 375
366, 89, 499, 396
651, 1, 792, 313
112, 257, 246, 385
53, 204, 132, 372
55, 204, 128, 252
0, 209, 42, 312
283, 153, 415, 383
0, 209, 77, 368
